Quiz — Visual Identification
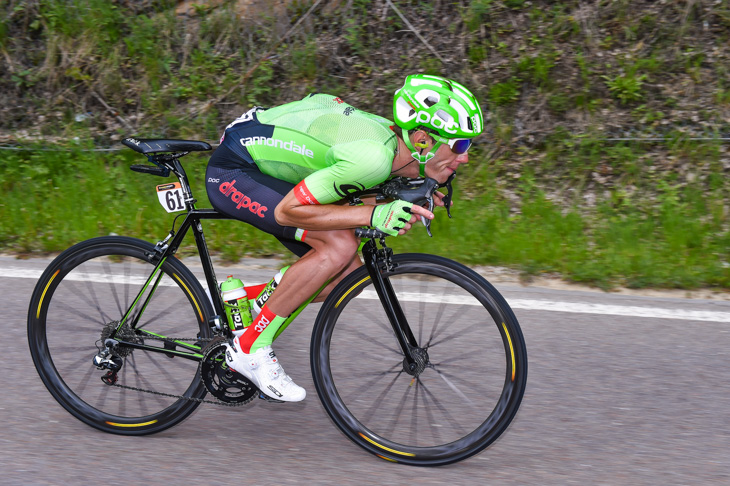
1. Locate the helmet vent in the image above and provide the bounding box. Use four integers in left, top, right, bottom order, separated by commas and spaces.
424, 96, 438, 107
435, 109, 451, 122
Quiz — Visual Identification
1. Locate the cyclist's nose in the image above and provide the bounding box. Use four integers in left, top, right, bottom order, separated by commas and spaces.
456, 153, 469, 165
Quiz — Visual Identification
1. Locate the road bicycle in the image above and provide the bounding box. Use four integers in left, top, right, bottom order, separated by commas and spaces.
27, 138, 527, 466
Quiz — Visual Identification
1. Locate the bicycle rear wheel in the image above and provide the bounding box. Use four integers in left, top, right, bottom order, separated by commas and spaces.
28, 236, 214, 435
311, 253, 527, 466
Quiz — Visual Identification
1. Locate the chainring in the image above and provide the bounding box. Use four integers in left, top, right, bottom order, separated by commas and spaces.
199, 337, 258, 405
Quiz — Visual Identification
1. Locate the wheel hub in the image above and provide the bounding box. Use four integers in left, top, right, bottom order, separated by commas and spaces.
100, 320, 141, 358
403, 346, 429, 377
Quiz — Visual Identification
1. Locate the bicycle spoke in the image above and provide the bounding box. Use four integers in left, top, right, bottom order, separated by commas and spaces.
58, 278, 115, 324
429, 367, 488, 392
133, 286, 185, 330
425, 300, 477, 348
382, 381, 414, 440
71, 362, 102, 397
356, 368, 405, 426
101, 260, 126, 318
417, 386, 444, 446
416, 379, 469, 436
338, 362, 401, 403
52, 345, 98, 355
336, 324, 402, 357
428, 321, 484, 348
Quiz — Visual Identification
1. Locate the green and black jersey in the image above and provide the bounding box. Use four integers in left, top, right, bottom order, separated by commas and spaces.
218, 94, 398, 205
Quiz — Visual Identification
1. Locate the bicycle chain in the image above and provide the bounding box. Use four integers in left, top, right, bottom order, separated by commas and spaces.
106, 334, 250, 407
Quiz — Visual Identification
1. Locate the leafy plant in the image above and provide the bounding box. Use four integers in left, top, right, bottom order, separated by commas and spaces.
489, 79, 520, 106
463, 0, 493, 32
603, 72, 647, 104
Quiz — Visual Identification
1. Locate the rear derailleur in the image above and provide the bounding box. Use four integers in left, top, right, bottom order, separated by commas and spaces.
93, 348, 123, 385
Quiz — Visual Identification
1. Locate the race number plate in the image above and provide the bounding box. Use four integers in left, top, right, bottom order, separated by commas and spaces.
156, 182, 185, 213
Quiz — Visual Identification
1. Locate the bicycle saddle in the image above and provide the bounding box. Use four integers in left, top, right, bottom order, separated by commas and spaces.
122, 138, 212, 154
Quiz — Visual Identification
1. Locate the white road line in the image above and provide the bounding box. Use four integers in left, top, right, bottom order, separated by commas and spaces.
4, 267, 730, 323
354, 290, 730, 323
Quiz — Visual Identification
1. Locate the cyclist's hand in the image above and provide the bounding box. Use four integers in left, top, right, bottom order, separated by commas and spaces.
371, 201, 433, 236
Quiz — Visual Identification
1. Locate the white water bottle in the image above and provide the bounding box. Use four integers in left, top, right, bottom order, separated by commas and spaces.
252, 266, 289, 314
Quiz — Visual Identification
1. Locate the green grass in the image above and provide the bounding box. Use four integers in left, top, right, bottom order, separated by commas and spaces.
0, 146, 285, 260
5, 141, 726, 291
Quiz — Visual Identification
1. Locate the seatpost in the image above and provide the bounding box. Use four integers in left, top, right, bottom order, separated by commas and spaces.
170, 157, 197, 209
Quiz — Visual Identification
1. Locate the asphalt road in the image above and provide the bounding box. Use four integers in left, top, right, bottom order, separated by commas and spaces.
1, 255, 729, 485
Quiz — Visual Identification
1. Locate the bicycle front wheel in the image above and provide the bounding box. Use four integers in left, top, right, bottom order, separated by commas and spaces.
28, 236, 214, 435
311, 253, 527, 466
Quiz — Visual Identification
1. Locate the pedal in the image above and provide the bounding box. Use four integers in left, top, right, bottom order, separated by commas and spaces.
258, 392, 285, 403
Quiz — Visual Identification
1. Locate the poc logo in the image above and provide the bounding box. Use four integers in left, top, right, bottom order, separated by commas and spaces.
208, 178, 220, 183
414, 111, 458, 134
255, 315, 270, 333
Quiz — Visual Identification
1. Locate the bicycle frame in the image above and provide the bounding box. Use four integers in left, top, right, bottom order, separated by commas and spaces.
107, 208, 230, 361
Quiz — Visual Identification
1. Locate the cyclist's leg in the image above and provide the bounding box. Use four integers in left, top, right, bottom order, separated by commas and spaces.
312, 253, 362, 303
263, 228, 362, 315
207, 144, 364, 313
207, 146, 364, 334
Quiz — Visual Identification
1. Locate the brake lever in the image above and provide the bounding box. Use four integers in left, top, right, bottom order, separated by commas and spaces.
440, 172, 456, 219
420, 197, 435, 237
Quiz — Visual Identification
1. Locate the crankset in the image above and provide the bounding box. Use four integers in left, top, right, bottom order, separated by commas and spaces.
199, 337, 258, 405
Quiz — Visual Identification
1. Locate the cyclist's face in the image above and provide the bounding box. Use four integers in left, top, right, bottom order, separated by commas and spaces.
425, 141, 469, 183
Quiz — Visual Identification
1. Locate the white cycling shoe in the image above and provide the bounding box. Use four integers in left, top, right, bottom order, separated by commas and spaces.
224, 337, 306, 402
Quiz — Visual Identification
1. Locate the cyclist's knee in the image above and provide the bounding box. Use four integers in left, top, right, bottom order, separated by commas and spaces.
308, 230, 359, 269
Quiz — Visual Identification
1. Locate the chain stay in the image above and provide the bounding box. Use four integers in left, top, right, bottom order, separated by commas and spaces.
104, 333, 249, 407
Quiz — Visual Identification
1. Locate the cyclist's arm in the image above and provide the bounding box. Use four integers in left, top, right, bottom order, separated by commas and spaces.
275, 190, 433, 234
274, 141, 433, 232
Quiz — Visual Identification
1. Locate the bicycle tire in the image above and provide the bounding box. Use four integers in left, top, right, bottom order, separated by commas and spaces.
28, 236, 214, 435
311, 253, 527, 466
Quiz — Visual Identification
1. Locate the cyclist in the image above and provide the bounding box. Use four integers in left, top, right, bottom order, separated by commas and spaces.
205, 74, 483, 402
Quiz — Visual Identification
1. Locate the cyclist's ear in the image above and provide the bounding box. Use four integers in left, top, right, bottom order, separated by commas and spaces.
410, 129, 430, 149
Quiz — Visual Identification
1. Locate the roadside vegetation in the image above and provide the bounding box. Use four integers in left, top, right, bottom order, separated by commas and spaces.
0, 0, 728, 290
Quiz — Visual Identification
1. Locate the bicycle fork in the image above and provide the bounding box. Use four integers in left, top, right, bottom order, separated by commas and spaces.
361, 239, 428, 376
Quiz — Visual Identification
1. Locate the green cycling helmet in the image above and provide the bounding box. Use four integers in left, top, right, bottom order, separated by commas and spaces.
393, 74, 484, 173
